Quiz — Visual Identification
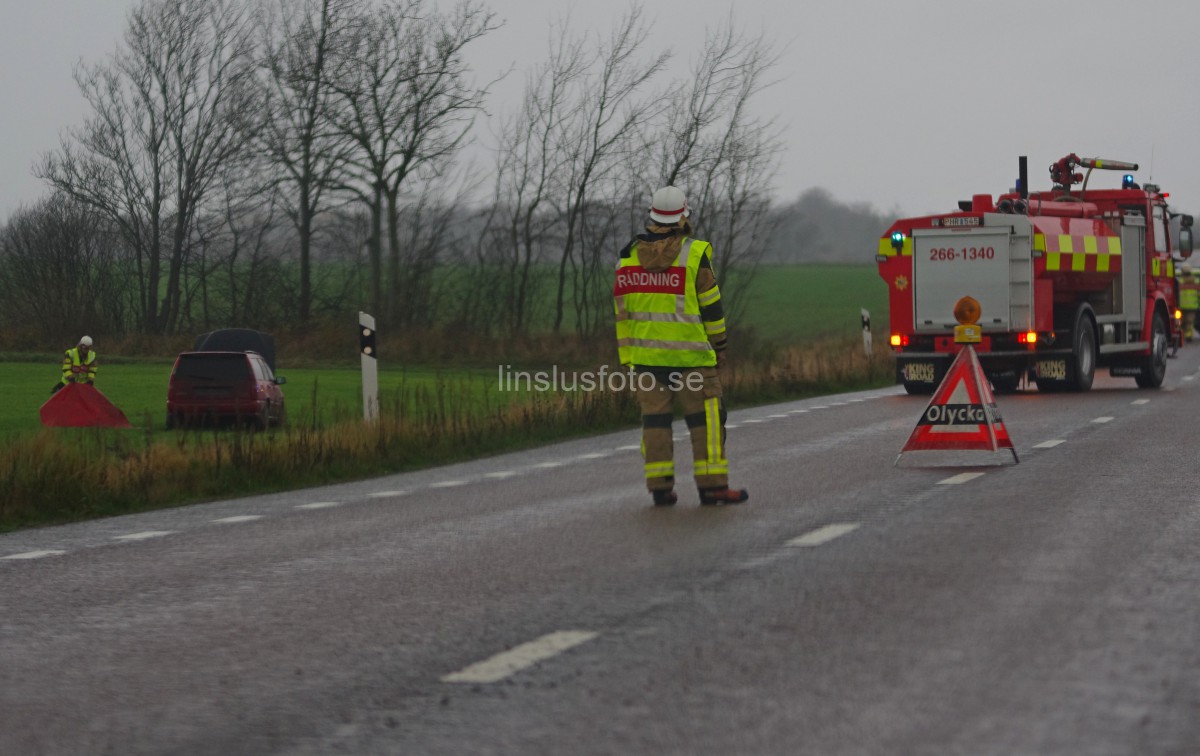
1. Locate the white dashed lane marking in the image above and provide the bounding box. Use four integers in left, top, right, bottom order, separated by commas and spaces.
2, 550, 67, 560
1132, 399, 1150, 405
1033, 440, 1066, 449
296, 501, 341, 510
114, 531, 175, 541
788, 523, 860, 548
212, 516, 262, 524
442, 631, 599, 684
429, 480, 468, 488
938, 472, 986, 485
1092, 417, 1115, 424
483, 471, 517, 479
367, 490, 408, 498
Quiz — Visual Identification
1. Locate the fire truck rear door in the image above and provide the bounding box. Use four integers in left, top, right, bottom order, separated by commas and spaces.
911, 222, 1029, 333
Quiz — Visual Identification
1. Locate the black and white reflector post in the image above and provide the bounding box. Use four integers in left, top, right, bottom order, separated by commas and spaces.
359, 312, 378, 423
861, 308, 873, 356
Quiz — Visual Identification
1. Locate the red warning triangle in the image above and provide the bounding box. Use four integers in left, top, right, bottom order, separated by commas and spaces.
899, 345, 1017, 462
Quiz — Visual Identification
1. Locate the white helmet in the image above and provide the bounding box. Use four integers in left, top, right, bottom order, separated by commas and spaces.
79, 336, 93, 347
649, 186, 689, 224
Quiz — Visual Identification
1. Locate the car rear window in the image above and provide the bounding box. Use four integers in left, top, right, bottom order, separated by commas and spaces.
175, 354, 251, 381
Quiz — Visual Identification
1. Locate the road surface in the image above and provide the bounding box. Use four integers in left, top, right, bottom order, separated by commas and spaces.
4, 349, 1200, 755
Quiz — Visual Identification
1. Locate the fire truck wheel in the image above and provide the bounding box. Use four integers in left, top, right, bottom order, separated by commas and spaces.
1135, 311, 1169, 388
1067, 311, 1096, 392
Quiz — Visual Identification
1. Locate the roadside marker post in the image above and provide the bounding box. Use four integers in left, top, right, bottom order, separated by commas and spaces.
359, 312, 378, 423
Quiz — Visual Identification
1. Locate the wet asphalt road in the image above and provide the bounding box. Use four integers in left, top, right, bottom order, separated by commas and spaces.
4, 348, 1200, 755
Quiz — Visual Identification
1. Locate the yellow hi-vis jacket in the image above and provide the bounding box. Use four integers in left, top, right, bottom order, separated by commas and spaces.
1180, 277, 1200, 310
61, 347, 97, 385
614, 237, 716, 368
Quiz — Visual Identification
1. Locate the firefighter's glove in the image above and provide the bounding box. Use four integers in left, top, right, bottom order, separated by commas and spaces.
715, 350, 727, 369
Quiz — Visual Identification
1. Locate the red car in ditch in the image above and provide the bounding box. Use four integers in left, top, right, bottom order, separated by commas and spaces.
166, 350, 287, 430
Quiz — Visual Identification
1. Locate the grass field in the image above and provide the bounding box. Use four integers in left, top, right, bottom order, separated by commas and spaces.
738, 263, 889, 344
0, 362, 506, 440
1, 264, 887, 439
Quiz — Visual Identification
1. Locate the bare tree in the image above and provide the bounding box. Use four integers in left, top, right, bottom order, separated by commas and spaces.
327, 0, 498, 323
0, 195, 127, 343
650, 17, 783, 324
485, 18, 587, 335
256, 0, 354, 324
550, 6, 668, 333
39, 0, 258, 334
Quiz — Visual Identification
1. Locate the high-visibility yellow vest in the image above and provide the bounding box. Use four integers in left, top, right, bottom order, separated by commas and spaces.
614, 237, 715, 368
61, 347, 97, 384
1181, 281, 1200, 310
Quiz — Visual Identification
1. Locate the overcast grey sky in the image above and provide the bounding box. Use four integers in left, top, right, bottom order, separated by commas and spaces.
2, 0, 1198, 223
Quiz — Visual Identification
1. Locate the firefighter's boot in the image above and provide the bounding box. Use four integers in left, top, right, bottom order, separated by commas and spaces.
699, 487, 749, 506
652, 489, 678, 507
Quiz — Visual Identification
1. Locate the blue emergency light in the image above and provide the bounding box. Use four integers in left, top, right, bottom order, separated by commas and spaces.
890, 231, 905, 250
1122, 174, 1136, 189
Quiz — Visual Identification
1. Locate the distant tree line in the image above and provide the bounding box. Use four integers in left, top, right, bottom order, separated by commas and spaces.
763, 188, 895, 265
0, 0, 868, 350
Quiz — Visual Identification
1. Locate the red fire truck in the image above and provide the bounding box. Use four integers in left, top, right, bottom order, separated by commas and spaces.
878, 153, 1195, 394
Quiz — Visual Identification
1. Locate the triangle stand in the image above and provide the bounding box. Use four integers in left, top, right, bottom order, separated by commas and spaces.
895, 344, 1018, 466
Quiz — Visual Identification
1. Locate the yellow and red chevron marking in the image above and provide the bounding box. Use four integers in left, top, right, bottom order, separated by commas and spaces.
1034, 233, 1122, 272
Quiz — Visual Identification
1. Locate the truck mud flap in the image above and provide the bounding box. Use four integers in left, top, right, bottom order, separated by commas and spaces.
897, 359, 943, 386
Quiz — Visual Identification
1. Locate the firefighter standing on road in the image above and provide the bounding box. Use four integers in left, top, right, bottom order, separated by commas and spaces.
55, 335, 97, 393
614, 186, 749, 507
1178, 266, 1200, 341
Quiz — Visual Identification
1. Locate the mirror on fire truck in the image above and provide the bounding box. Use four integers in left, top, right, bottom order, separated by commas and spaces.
1172, 213, 1194, 258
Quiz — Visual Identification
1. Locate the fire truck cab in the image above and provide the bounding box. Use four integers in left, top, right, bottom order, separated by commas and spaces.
878, 154, 1194, 394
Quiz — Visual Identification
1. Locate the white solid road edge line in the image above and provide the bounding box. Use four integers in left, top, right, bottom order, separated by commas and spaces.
442, 630, 599, 684
2, 549, 68, 560
787, 523, 860, 548
938, 472, 986, 485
